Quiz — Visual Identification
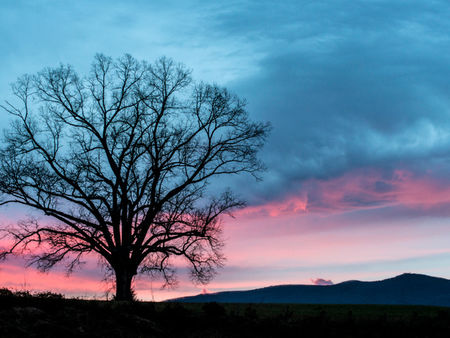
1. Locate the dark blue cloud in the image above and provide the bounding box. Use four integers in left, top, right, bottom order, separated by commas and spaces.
2, 0, 450, 211
213, 0, 450, 205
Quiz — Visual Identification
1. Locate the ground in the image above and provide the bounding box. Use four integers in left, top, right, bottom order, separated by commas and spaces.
1, 289, 450, 337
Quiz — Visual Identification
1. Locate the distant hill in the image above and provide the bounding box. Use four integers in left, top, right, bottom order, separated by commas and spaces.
169, 273, 450, 306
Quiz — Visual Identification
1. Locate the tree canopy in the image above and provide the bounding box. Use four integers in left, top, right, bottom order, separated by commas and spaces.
0, 54, 269, 300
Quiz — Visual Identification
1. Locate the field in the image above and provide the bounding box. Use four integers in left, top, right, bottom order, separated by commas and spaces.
1, 289, 450, 337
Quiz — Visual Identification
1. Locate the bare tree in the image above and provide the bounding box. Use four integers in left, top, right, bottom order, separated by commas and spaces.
0, 54, 269, 300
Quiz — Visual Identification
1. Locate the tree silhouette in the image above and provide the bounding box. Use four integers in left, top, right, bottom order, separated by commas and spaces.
0, 54, 269, 300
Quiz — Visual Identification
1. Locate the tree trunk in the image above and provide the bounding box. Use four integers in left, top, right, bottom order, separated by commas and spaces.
114, 268, 135, 301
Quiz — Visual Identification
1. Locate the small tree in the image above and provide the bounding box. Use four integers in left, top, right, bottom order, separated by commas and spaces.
0, 54, 269, 300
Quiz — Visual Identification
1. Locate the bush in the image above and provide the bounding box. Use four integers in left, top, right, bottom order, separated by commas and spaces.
0, 288, 13, 297
34, 291, 64, 299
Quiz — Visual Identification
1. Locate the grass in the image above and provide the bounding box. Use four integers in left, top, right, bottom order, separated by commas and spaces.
1, 288, 450, 337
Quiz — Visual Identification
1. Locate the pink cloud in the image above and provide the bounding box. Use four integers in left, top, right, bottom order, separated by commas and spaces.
236, 193, 308, 218
236, 168, 450, 218
311, 278, 334, 286
305, 169, 450, 212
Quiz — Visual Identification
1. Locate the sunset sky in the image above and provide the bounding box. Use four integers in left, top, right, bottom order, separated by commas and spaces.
2, 0, 450, 301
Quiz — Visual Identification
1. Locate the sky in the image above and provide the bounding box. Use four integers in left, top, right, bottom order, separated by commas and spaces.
1, 0, 450, 301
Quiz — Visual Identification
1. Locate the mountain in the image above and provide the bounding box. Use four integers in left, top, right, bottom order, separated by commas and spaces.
168, 273, 450, 306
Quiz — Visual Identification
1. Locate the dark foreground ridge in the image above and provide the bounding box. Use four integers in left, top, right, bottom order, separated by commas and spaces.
1, 289, 450, 337
169, 273, 450, 306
